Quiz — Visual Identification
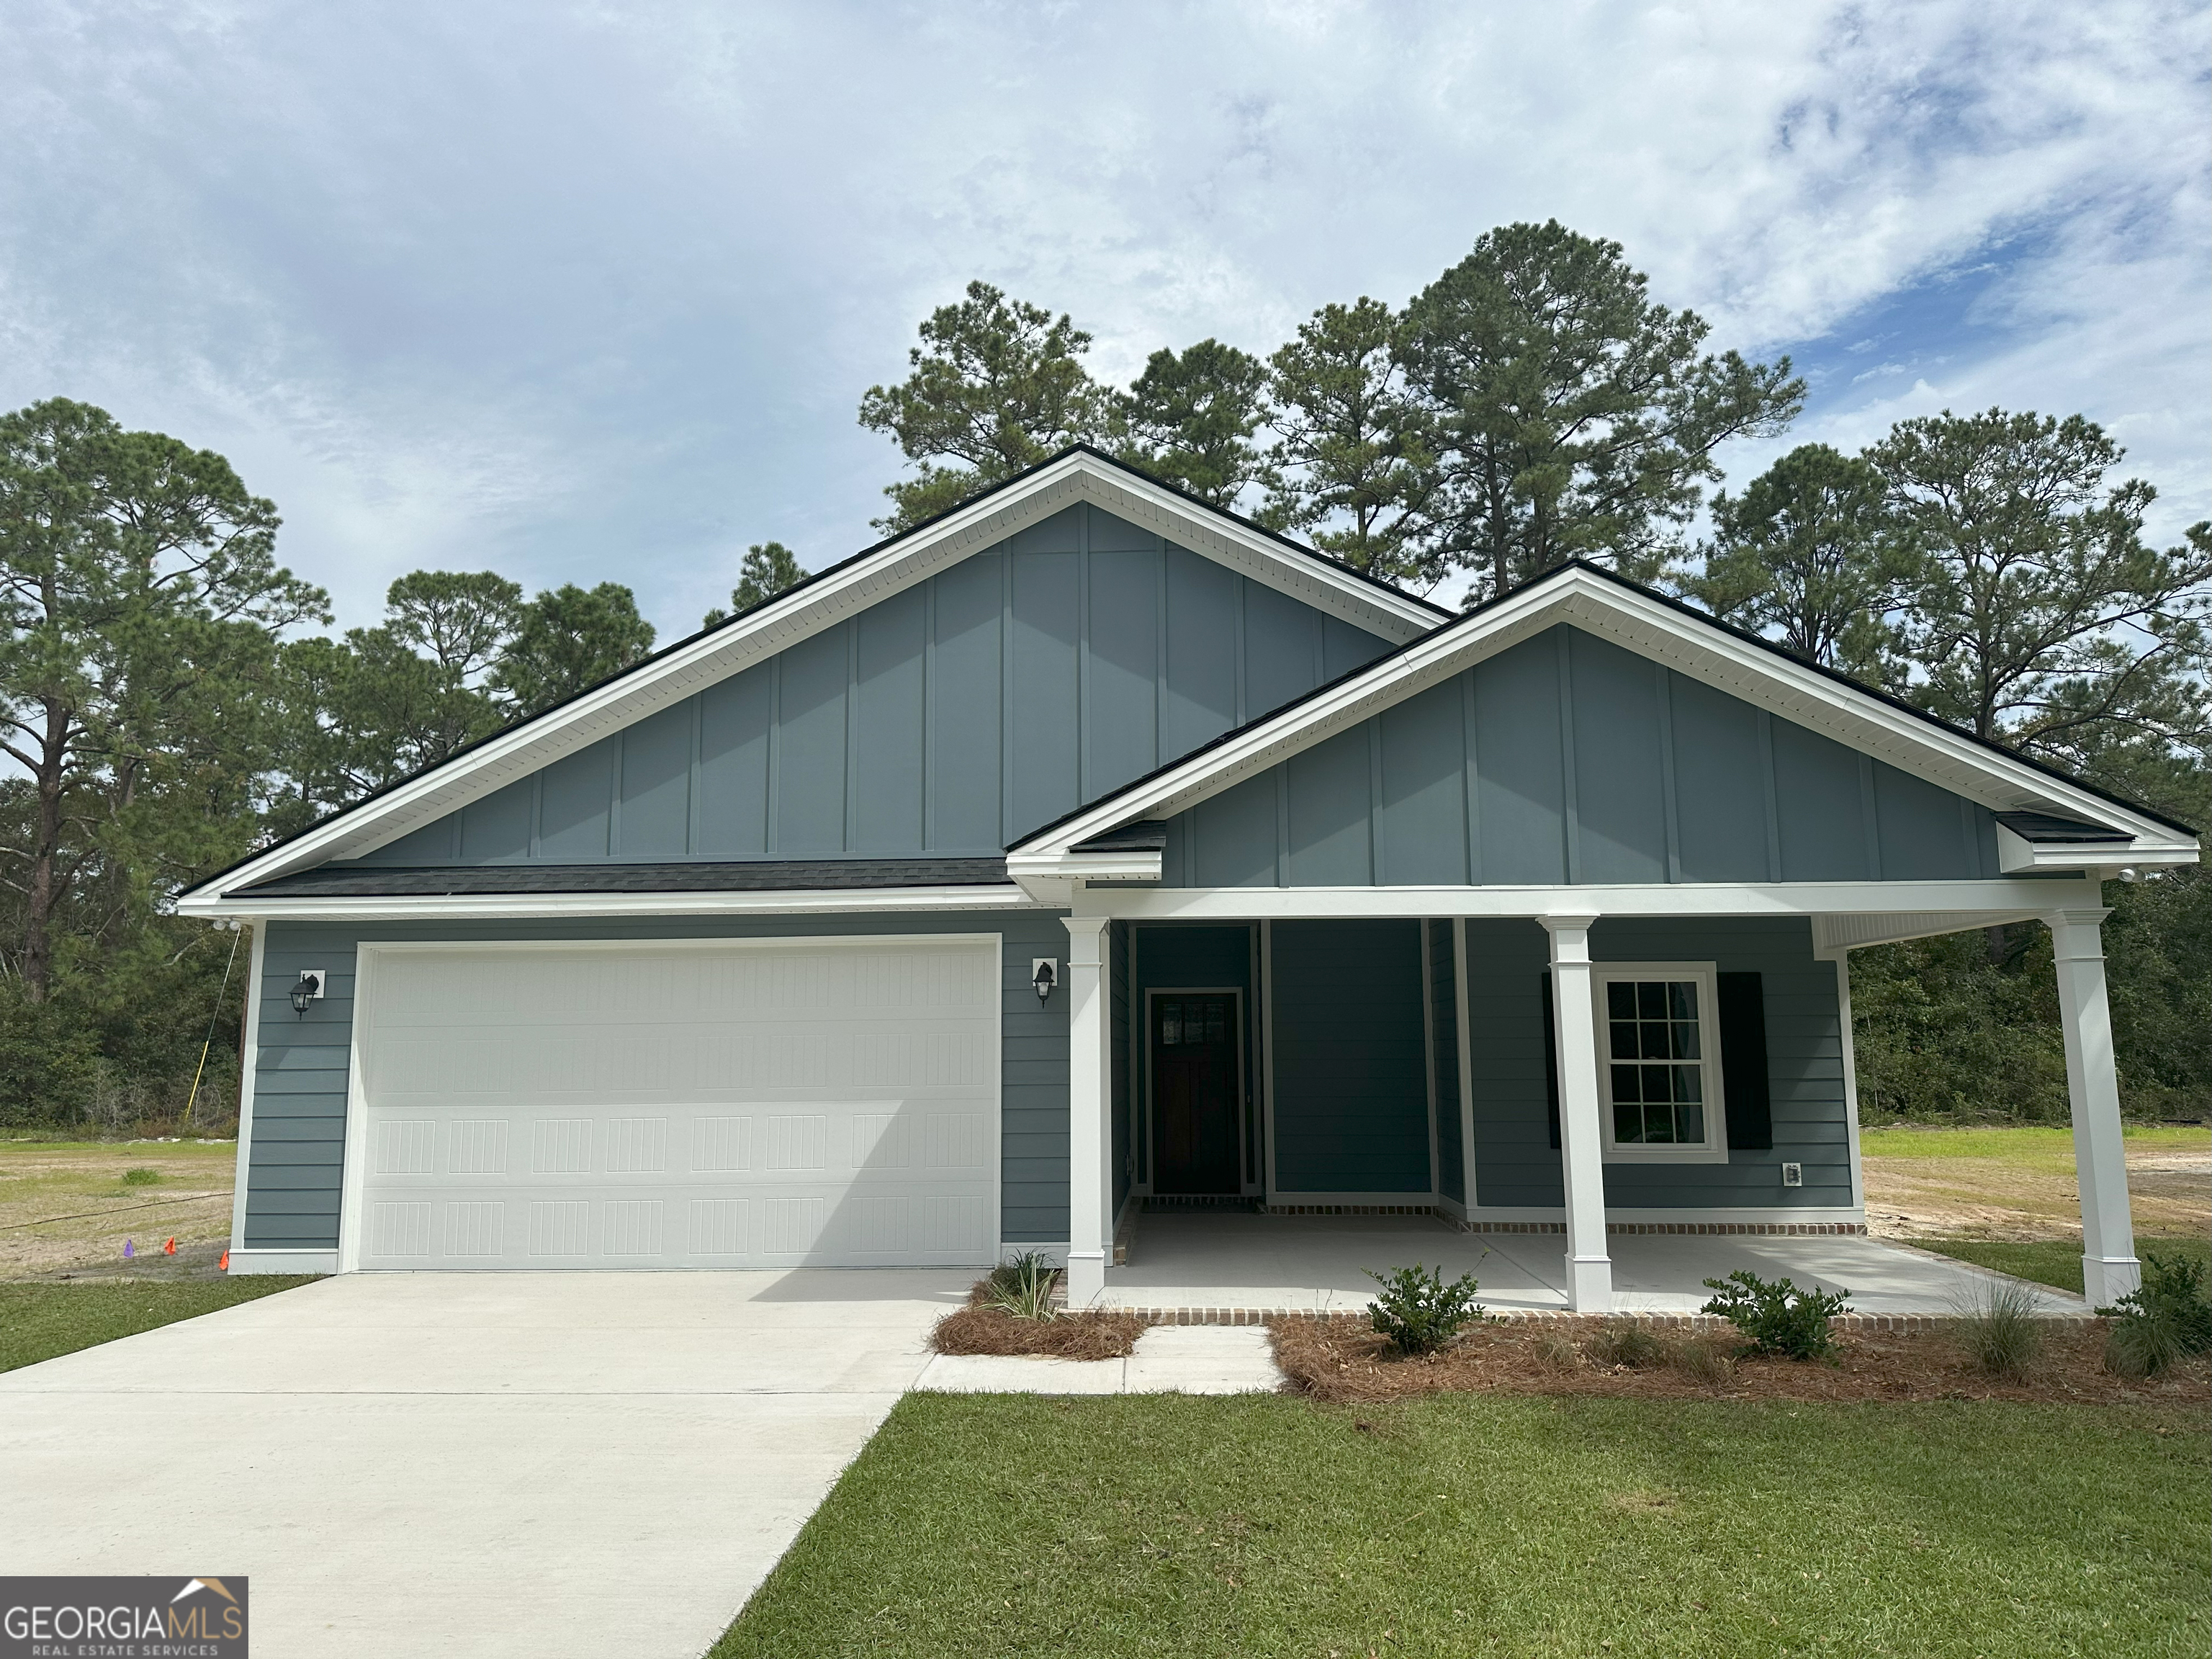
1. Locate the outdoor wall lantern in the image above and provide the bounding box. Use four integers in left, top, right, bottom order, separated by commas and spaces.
290, 970, 325, 1016
1032, 958, 1058, 1002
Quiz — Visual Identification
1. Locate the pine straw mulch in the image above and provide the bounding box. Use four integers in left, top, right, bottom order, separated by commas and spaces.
1269, 1315, 2212, 1407
930, 1304, 1151, 1359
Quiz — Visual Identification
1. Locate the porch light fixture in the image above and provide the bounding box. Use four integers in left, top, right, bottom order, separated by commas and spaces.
1032, 958, 1058, 1002
289, 971, 324, 1017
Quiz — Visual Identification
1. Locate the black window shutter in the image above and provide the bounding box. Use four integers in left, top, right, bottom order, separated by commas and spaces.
1717, 971, 1772, 1151
1540, 971, 1561, 1150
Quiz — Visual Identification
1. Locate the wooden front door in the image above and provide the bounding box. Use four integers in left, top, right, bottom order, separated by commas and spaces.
1151, 993, 1241, 1195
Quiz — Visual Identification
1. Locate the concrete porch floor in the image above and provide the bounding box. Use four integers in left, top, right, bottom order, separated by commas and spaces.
1097, 1212, 2087, 1316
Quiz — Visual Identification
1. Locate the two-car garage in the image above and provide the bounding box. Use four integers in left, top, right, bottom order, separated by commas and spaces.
343, 936, 1001, 1271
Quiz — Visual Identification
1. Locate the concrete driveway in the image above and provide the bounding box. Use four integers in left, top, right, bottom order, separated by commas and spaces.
0, 1270, 964, 1658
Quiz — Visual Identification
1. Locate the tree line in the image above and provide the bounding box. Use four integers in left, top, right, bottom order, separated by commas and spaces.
1, 221, 2206, 1131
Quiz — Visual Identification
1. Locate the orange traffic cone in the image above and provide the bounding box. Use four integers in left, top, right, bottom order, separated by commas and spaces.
219, 1249, 230, 1272
163, 1237, 178, 1256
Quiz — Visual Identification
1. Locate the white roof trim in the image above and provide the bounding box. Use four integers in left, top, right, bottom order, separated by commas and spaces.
1015, 566, 2201, 863
174, 883, 1041, 922
186, 451, 1443, 900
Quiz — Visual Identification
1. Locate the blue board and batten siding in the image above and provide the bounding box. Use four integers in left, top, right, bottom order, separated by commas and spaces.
1427, 920, 1465, 1205
344, 505, 1393, 870
243, 912, 1074, 1252
1160, 625, 2003, 888
1269, 920, 1431, 1194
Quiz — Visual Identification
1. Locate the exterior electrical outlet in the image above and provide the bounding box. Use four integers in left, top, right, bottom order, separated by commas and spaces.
1781, 1162, 1804, 1187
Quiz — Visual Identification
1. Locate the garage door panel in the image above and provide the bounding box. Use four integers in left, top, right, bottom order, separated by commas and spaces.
355, 940, 999, 1271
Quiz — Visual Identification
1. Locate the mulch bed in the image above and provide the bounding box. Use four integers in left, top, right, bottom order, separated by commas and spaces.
930, 1305, 1151, 1359
1269, 1315, 2212, 1406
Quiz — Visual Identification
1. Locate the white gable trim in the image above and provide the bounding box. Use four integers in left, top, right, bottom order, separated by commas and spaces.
178, 883, 1043, 923
186, 451, 1444, 899
1008, 565, 2200, 868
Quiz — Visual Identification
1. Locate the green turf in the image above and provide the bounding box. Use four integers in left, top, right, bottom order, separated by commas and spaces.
1858, 1123, 2207, 1172
714, 1393, 2208, 1658
1915, 1236, 2211, 1298
0, 1277, 315, 1373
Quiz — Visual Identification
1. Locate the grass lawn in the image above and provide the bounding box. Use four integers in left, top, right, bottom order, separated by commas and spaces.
0, 1277, 314, 1374
716, 1393, 2208, 1658
1915, 1236, 2211, 1298
1858, 1123, 2208, 1244
0, 1137, 238, 1280
1858, 1123, 2207, 1169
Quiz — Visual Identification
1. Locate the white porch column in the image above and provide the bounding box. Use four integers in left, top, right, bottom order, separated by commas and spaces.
2046, 907, 2140, 1305
1539, 914, 1611, 1311
1062, 914, 1113, 1308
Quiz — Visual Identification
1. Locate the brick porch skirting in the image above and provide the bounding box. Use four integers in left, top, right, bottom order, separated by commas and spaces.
1249, 1204, 1867, 1237
1469, 1220, 1869, 1237
1118, 1308, 2088, 1331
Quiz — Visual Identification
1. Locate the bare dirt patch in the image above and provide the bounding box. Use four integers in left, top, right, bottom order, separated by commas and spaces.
0, 1140, 235, 1280
930, 1305, 1151, 1359
1861, 1128, 2209, 1242
1268, 1314, 2211, 1408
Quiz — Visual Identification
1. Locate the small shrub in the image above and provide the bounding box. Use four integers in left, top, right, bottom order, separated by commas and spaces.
1952, 1279, 2044, 1380
120, 1166, 162, 1187
1700, 1270, 1851, 1360
1669, 1336, 1735, 1386
1585, 1318, 1668, 1369
2100, 1251, 2212, 1379
979, 1252, 1059, 1321
1365, 1264, 1483, 1355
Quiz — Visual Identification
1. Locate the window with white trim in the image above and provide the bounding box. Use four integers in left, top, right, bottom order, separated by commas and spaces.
1591, 963, 1727, 1163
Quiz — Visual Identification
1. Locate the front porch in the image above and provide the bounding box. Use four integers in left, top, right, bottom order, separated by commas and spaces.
1097, 1210, 2085, 1316
1059, 903, 2146, 1315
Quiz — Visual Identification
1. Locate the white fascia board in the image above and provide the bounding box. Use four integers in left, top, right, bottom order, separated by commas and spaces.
1075, 877, 2095, 923
176, 884, 1044, 924
185, 454, 1438, 903
1018, 568, 2201, 862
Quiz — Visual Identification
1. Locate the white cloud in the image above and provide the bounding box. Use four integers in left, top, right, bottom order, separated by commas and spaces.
1, 0, 2203, 633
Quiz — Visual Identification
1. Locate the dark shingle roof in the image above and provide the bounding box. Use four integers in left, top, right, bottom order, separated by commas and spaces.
231, 858, 1014, 899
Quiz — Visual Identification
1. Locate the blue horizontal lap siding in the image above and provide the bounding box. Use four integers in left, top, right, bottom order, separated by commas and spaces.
1160, 624, 2005, 889
1462, 916, 1849, 1210
243, 912, 1074, 1252
1270, 920, 1430, 1195
341, 504, 1393, 870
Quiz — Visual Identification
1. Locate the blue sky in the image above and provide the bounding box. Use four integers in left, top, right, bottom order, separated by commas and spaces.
4, 1, 2205, 633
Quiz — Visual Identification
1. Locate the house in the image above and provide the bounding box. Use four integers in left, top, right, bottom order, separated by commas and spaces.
178, 446, 2200, 1311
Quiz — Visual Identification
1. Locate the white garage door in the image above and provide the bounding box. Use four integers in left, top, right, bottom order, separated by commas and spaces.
346, 937, 1000, 1271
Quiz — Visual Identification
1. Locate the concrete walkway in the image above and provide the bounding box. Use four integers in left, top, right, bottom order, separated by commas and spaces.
916, 1324, 1284, 1393
1100, 1213, 2088, 1316
0, 1270, 964, 1659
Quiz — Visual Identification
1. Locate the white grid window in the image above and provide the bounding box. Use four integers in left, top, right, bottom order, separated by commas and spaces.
1590, 963, 1727, 1164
